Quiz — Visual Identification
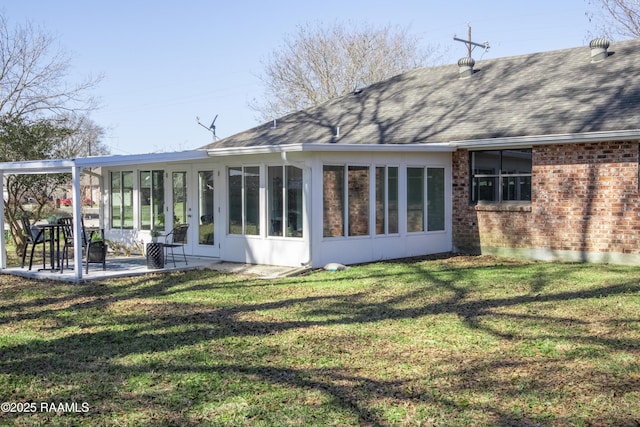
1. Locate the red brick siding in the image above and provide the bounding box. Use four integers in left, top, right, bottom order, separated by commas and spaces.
452, 141, 640, 257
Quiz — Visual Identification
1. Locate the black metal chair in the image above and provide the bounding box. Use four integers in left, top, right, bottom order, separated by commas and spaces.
58, 217, 90, 272
20, 216, 49, 270
164, 224, 189, 267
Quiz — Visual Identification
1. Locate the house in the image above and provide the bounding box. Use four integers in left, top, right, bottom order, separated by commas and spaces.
1, 38, 639, 280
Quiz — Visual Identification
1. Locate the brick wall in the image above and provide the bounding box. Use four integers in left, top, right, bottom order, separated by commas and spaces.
452, 141, 640, 261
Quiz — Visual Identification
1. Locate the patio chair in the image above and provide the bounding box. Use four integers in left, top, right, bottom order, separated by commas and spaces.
20, 216, 50, 270
164, 224, 189, 267
59, 217, 90, 272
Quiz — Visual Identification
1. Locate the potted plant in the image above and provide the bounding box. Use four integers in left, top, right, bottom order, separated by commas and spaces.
150, 228, 162, 243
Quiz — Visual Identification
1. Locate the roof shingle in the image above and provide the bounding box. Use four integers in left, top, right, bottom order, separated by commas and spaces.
203, 39, 640, 149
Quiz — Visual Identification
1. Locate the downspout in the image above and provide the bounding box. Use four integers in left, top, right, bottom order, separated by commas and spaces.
281, 150, 312, 266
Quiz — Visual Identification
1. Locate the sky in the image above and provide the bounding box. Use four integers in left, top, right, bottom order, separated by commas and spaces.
0, 0, 602, 155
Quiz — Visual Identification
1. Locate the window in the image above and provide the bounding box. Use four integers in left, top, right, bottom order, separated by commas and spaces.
376, 166, 398, 234
268, 166, 303, 237
471, 149, 532, 203
110, 171, 134, 229
407, 167, 446, 233
323, 166, 345, 237
172, 172, 188, 226
198, 171, 214, 245
228, 166, 260, 235
322, 165, 370, 237
348, 166, 369, 236
407, 168, 424, 232
140, 170, 164, 231
427, 168, 445, 231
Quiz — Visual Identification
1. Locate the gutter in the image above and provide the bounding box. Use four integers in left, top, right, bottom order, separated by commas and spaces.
207, 129, 640, 157
450, 129, 640, 149
206, 142, 455, 157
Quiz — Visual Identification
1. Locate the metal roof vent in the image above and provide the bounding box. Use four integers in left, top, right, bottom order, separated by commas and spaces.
457, 57, 475, 79
589, 38, 611, 63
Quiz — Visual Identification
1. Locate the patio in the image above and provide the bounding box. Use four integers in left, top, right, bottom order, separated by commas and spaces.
2, 255, 306, 282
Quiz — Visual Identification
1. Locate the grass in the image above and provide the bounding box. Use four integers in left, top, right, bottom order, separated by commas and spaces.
0, 255, 638, 426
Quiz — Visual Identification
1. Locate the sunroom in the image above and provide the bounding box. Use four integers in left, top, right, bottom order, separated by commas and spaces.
0, 142, 455, 280
100, 142, 455, 267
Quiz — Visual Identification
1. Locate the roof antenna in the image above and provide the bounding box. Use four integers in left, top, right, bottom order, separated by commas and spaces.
196, 114, 218, 141
453, 24, 490, 57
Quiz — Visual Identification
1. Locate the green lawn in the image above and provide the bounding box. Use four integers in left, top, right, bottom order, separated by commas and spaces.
0, 256, 638, 426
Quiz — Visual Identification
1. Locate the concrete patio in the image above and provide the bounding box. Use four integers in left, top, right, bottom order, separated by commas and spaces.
2, 255, 308, 282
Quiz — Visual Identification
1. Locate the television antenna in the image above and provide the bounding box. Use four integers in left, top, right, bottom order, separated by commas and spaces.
453, 25, 490, 57
196, 114, 218, 140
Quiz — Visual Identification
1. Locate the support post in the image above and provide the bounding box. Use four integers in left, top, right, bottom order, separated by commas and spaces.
72, 166, 83, 280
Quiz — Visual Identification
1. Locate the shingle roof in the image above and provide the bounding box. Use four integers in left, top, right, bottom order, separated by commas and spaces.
202, 38, 640, 149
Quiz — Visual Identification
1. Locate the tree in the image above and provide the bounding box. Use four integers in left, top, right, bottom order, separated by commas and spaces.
588, 0, 640, 39
251, 21, 436, 121
0, 14, 100, 118
54, 113, 109, 159
0, 116, 72, 255
0, 14, 103, 254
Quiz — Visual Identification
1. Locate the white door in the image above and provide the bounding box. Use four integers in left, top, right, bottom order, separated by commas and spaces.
166, 166, 219, 258
194, 168, 218, 257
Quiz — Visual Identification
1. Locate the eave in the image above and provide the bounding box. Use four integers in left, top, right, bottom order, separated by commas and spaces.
0, 150, 210, 175
450, 129, 640, 150
205, 142, 456, 157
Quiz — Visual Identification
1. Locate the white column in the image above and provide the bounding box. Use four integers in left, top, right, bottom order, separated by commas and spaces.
72, 166, 83, 280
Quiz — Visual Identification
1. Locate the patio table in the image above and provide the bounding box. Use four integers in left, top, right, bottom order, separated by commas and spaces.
35, 223, 63, 272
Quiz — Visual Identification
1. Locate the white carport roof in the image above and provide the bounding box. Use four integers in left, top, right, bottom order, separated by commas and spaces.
0, 149, 210, 174
0, 149, 209, 280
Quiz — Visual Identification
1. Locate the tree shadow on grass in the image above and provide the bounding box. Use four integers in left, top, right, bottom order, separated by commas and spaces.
0, 260, 639, 425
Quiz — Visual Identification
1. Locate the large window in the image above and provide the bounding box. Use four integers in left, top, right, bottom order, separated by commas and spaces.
198, 171, 215, 245
268, 166, 303, 237
322, 165, 370, 237
140, 170, 164, 231
407, 168, 424, 232
110, 171, 134, 229
471, 149, 532, 203
427, 168, 445, 231
407, 167, 446, 233
228, 166, 260, 235
348, 166, 369, 236
376, 166, 398, 234
323, 165, 345, 237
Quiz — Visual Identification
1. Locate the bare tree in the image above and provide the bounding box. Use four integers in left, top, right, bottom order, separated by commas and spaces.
0, 14, 103, 254
0, 14, 101, 119
54, 113, 108, 159
588, 0, 640, 39
251, 21, 437, 121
